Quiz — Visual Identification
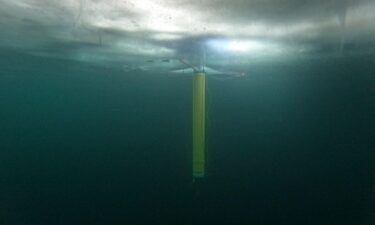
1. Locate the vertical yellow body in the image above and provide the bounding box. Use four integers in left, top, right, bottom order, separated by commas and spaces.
192, 72, 206, 178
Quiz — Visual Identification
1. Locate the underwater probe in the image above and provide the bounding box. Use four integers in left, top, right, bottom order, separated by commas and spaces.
192, 70, 206, 179
192, 46, 206, 179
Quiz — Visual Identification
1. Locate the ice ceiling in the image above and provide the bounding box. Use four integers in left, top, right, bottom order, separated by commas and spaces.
0, 0, 374, 69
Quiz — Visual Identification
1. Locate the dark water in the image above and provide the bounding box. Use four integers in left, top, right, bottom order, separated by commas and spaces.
1, 50, 375, 225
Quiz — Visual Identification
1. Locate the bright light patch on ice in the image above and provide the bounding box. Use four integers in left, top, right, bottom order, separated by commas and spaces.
227, 41, 267, 52
207, 39, 284, 55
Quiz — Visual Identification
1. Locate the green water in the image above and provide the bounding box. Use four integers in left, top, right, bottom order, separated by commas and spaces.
1, 48, 375, 224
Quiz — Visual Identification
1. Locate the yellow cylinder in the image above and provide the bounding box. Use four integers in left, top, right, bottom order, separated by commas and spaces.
192, 72, 206, 178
